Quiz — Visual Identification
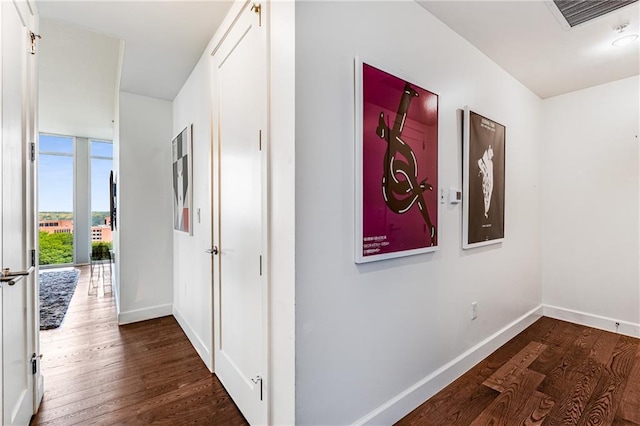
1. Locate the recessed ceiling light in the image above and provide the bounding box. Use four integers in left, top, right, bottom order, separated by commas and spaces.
612, 23, 638, 47
613, 34, 639, 46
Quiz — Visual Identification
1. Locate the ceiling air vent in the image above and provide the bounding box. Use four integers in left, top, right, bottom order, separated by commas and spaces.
550, 0, 638, 28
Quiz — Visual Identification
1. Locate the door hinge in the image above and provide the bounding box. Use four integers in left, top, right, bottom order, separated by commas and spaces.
30, 142, 35, 161
251, 376, 263, 401
29, 32, 42, 55
259, 255, 262, 276
258, 129, 262, 151
31, 249, 36, 267
251, 3, 262, 27
31, 353, 37, 375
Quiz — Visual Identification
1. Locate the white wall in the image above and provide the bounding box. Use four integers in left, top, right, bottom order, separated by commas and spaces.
295, 2, 543, 424
118, 91, 173, 323
541, 76, 640, 331
172, 52, 214, 370
39, 18, 120, 141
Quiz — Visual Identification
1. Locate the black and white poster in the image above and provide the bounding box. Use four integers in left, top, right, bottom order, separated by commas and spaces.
172, 125, 193, 235
463, 108, 505, 249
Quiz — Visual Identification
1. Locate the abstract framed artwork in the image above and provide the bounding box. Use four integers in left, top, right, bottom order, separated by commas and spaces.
462, 107, 505, 249
355, 58, 439, 263
172, 125, 193, 235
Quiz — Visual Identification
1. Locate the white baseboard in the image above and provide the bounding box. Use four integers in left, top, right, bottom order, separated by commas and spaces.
118, 303, 173, 325
112, 276, 121, 318
542, 304, 640, 338
35, 373, 44, 413
353, 305, 544, 426
173, 306, 213, 372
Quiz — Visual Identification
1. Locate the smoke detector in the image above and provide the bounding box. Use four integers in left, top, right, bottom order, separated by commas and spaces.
612, 23, 639, 46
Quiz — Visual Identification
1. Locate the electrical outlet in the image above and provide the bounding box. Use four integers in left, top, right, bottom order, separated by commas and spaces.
471, 302, 478, 320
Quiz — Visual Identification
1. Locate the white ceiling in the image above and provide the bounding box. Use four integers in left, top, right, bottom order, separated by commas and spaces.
36, 0, 640, 105
37, 0, 233, 101
418, 0, 640, 99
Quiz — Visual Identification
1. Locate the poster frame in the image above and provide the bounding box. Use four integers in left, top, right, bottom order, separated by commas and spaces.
355, 57, 440, 263
462, 106, 506, 249
172, 124, 193, 235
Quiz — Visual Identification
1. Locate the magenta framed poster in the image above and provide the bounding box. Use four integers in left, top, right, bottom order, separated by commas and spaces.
355, 58, 439, 263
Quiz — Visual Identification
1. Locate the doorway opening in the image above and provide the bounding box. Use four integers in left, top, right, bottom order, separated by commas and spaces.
37, 134, 114, 331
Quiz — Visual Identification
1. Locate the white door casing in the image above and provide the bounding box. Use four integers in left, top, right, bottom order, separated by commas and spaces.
212, 1, 268, 424
25, 0, 41, 411
1, 0, 38, 424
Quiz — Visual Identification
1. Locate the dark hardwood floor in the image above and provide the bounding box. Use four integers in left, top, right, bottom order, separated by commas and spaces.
31, 266, 248, 426
397, 316, 640, 425
32, 268, 640, 425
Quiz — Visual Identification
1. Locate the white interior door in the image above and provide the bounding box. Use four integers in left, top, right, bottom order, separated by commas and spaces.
1, 1, 37, 425
213, 2, 268, 424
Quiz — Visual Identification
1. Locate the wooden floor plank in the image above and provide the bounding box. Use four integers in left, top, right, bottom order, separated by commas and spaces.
529, 322, 579, 376
396, 356, 503, 424
436, 385, 500, 426
470, 369, 546, 425
395, 317, 640, 425
522, 391, 555, 426
577, 335, 639, 426
616, 344, 640, 423
483, 341, 547, 392
538, 325, 603, 403
395, 318, 568, 426
543, 330, 620, 425
31, 266, 247, 426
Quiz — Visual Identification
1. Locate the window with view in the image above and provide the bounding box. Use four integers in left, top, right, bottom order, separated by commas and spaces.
38, 134, 74, 266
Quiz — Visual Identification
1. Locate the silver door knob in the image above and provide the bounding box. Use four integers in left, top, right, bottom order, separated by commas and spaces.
205, 246, 219, 255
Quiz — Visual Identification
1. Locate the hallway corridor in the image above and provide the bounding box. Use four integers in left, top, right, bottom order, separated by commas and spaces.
31, 266, 247, 425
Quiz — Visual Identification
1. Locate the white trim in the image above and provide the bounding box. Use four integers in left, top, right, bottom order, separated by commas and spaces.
35, 374, 44, 410
117, 303, 172, 325
542, 304, 640, 338
112, 265, 120, 317
209, 0, 251, 57
352, 305, 543, 426
173, 306, 213, 372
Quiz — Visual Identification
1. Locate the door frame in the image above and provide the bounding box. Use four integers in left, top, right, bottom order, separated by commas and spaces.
26, 0, 43, 410
0, 0, 41, 421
